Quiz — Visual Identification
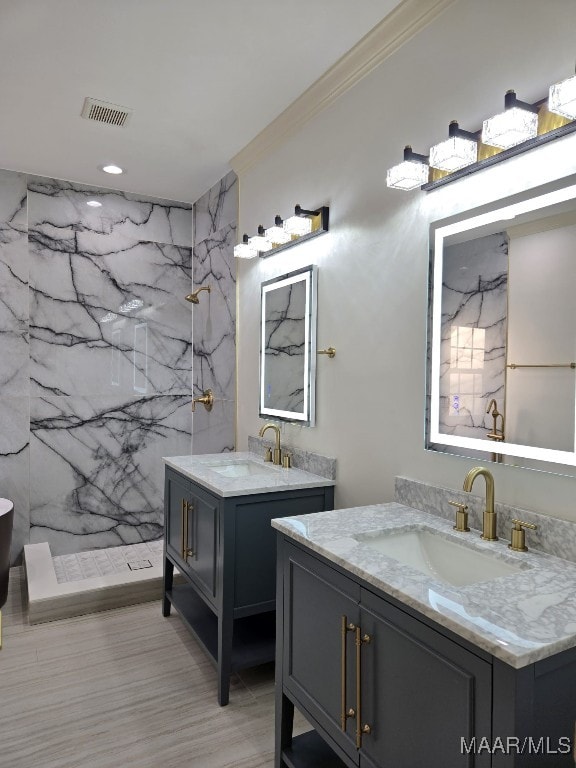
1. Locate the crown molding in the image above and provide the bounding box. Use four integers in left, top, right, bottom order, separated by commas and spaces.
230, 0, 458, 175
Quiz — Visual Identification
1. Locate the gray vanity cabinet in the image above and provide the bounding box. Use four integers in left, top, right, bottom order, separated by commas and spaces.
277, 539, 492, 768
163, 466, 334, 706
164, 469, 217, 604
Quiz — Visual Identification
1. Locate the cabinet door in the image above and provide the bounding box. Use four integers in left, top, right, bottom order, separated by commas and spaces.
165, 470, 190, 566
359, 589, 492, 768
184, 484, 219, 603
283, 543, 361, 765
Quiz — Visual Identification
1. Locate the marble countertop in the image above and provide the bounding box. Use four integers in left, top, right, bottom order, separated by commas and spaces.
163, 452, 335, 498
272, 503, 576, 668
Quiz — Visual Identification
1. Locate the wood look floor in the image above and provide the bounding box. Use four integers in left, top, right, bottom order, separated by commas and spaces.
0, 568, 308, 768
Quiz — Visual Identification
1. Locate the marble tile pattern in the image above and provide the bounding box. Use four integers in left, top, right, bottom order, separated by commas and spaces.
193, 170, 238, 244
0, 172, 29, 562
248, 435, 336, 479
164, 451, 334, 498
262, 279, 306, 413
273, 502, 576, 668
439, 233, 508, 440
395, 475, 576, 564
0, 169, 195, 562
192, 172, 237, 454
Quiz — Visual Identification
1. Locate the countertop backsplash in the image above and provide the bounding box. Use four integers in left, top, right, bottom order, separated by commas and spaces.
395, 476, 576, 565
248, 436, 336, 480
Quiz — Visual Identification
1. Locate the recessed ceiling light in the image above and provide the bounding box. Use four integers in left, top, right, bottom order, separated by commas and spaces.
86, 200, 102, 207
100, 164, 124, 175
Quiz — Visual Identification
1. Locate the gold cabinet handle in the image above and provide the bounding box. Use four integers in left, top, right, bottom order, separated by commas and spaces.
180, 499, 187, 561
340, 616, 357, 731
184, 501, 195, 559
318, 347, 336, 358
355, 627, 372, 748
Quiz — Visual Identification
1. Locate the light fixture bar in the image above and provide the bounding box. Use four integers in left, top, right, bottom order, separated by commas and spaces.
258, 205, 329, 259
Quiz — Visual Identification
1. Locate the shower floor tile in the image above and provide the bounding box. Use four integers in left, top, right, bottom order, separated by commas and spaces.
24, 540, 180, 624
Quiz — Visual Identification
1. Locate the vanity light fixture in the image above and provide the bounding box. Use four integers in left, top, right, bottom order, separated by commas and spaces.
234, 204, 329, 259
389, 74, 576, 192
233, 234, 258, 259
549, 74, 576, 120
284, 205, 314, 236
249, 225, 274, 253
482, 90, 539, 150
265, 216, 292, 245
429, 121, 478, 172
386, 146, 429, 190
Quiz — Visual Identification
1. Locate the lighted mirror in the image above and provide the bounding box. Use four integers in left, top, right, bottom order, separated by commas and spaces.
260, 265, 317, 426
427, 173, 576, 473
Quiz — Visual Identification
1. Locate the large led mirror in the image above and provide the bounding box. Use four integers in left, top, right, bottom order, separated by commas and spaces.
260, 265, 317, 426
427, 173, 576, 473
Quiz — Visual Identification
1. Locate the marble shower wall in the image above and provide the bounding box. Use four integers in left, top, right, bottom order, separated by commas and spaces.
0, 170, 194, 561
439, 233, 508, 440
191, 171, 237, 454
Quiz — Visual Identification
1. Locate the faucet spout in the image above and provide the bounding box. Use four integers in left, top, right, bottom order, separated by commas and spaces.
463, 467, 498, 541
258, 423, 282, 465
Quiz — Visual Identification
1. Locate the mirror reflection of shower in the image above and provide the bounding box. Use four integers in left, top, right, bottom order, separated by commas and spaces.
185, 285, 211, 304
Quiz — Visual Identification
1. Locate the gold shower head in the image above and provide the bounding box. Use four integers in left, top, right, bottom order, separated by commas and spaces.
185, 285, 211, 304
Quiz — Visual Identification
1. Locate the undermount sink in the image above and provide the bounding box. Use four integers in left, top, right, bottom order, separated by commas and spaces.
355, 528, 526, 587
205, 460, 278, 478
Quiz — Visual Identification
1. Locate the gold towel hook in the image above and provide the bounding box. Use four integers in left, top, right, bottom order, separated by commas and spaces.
318, 347, 336, 358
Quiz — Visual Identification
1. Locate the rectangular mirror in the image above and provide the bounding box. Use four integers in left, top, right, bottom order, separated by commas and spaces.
427, 173, 576, 474
260, 265, 317, 426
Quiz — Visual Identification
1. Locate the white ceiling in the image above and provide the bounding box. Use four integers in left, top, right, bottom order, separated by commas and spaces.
0, 0, 402, 203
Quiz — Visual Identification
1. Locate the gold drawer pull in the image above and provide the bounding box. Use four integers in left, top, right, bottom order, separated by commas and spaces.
341, 616, 357, 730
180, 499, 187, 561
356, 628, 372, 748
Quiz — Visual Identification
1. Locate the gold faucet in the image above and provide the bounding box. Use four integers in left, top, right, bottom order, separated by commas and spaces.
486, 399, 505, 463
462, 467, 498, 541
259, 423, 282, 465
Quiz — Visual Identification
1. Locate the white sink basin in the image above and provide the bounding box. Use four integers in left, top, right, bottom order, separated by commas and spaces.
205, 460, 278, 478
355, 528, 526, 587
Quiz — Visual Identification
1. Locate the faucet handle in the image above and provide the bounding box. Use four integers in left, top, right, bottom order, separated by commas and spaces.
509, 519, 537, 552
449, 500, 470, 532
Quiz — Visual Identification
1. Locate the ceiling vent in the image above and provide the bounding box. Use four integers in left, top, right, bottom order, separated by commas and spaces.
81, 97, 133, 128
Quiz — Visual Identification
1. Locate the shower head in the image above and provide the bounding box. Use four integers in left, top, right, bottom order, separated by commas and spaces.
185, 285, 211, 304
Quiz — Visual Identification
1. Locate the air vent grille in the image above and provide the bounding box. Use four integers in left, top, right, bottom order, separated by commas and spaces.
81, 97, 133, 127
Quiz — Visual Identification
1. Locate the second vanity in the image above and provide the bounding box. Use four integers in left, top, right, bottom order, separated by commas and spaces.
273, 495, 576, 768
162, 451, 334, 706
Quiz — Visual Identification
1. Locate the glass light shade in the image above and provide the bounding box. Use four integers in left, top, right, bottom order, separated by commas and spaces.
248, 234, 273, 252
386, 160, 429, 190
482, 107, 538, 149
549, 75, 576, 120
284, 215, 313, 236
264, 224, 291, 245
429, 136, 477, 172
233, 241, 258, 259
